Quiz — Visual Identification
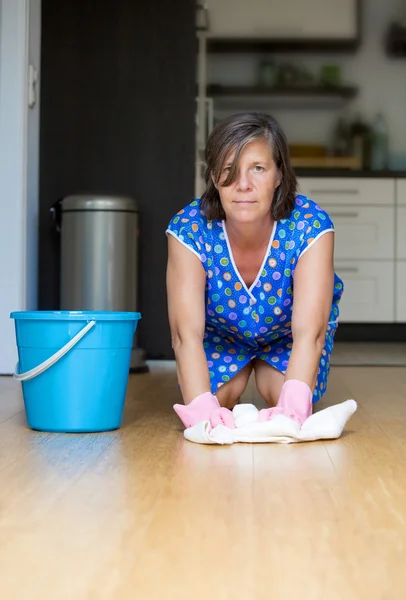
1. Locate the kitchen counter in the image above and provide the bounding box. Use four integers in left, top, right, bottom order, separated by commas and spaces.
294, 169, 406, 178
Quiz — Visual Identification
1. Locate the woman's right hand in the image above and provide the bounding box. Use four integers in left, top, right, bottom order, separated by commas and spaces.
173, 392, 235, 429
167, 231, 235, 429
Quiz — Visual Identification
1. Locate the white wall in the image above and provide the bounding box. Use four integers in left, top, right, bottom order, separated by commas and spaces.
207, 0, 406, 166
0, 0, 40, 374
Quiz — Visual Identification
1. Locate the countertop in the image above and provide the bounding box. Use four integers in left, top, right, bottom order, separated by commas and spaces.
294, 169, 406, 178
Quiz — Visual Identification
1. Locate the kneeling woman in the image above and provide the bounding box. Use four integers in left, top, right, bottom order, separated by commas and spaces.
166, 112, 343, 428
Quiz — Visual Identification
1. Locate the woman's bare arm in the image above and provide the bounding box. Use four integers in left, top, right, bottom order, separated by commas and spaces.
166, 234, 211, 404
285, 231, 335, 390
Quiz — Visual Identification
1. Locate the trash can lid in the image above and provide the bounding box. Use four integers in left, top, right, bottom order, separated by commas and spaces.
62, 194, 138, 212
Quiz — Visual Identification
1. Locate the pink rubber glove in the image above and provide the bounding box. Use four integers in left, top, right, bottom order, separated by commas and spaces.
173, 392, 235, 429
258, 379, 313, 426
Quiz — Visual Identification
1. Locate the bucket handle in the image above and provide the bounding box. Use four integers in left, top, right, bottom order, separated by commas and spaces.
14, 320, 96, 382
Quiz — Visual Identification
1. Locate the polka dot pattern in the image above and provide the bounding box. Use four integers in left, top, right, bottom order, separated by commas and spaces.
166, 196, 344, 402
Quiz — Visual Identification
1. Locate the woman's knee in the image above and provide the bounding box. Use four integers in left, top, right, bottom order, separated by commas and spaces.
215, 363, 252, 409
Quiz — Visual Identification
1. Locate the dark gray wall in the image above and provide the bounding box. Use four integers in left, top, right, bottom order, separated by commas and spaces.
39, 0, 196, 358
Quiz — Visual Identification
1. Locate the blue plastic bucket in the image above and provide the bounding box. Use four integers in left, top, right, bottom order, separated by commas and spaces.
10, 311, 141, 433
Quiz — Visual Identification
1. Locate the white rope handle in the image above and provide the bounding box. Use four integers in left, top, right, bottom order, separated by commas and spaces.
14, 320, 96, 382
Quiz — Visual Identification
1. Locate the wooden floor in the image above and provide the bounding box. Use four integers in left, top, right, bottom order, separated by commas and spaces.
331, 342, 406, 366
1, 363, 406, 599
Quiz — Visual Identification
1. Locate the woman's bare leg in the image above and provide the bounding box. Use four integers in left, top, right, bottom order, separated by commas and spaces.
215, 363, 253, 409
253, 359, 285, 407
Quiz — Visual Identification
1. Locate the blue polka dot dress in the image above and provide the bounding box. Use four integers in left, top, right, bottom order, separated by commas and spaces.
166, 195, 344, 403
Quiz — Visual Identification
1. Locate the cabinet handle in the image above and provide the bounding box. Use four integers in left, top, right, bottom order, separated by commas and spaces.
336, 267, 359, 273
329, 212, 359, 218
309, 189, 359, 195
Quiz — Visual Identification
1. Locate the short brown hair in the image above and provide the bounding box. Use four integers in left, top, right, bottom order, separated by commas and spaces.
200, 112, 297, 221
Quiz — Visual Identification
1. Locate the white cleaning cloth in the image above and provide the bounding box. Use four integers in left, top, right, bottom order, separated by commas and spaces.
184, 399, 357, 445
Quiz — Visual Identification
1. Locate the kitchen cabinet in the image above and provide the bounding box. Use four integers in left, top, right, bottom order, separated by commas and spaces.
205, 0, 359, 41
397, 207, 406, 259
334, 261, 395, 323
297, 177, 395, 206
322, 206, 395, 261
396, 262, 406, 322
396, 180, 406, 259
297, 178, 395, 263
298, 176, 401, 323
395, 181, 406, 321
396, 178, 406, 204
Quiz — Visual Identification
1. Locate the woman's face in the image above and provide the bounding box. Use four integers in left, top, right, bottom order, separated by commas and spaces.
215, 138, 281, 224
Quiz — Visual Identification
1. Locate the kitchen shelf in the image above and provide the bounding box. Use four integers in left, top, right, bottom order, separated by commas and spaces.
202, 0, 362, 53
385, 23, 406, 57
206, 38, 361, 54
208, 85, 358, 97
206, 84, 358, 110
290, 156, 362, 169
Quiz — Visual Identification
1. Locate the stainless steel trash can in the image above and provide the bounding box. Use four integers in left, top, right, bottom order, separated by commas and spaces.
59, 194, 148, 373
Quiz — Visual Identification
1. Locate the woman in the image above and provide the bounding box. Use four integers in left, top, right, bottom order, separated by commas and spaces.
166, 112, 343, 429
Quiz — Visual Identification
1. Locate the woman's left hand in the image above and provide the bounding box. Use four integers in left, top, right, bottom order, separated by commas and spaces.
257, 379, 313, 426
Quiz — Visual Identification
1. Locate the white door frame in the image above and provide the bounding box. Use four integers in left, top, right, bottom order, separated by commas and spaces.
0, 0, 41, 374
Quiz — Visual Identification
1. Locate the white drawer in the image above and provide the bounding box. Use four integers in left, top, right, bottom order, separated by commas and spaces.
396, 179, 406, 206
297, 178, 395, 206
396, 262, 406, 322
335, 261, 394, 323
329, 205, 395, 260
397, 206, 406, 259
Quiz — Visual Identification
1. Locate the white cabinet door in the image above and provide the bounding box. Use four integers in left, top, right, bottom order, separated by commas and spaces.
396, 262, 406, 322
206, 0, 357, 39
395, 188, 406, 321
397, 206, 406, 260
297, 178, 395, 206
328, 205, 395, 260
396, 179, 406, 206
335, 261, 395, 323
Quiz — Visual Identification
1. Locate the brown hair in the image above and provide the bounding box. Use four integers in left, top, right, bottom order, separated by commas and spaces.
200, 112, 297, 221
